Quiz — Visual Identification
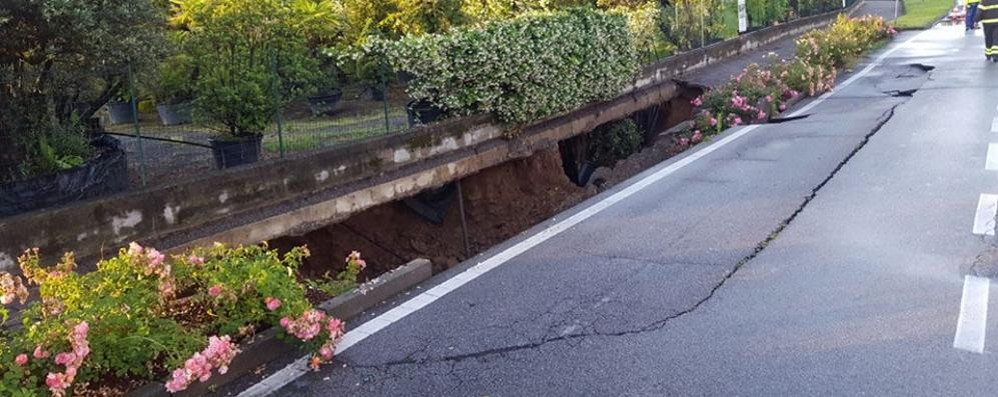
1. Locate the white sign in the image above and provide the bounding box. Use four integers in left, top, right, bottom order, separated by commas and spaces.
738, 0, 748, 33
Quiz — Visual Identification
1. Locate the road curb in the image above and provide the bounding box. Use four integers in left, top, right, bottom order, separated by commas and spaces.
125, 258, 433, 397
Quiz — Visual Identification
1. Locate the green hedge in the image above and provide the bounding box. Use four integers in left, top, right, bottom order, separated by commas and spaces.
378, 8, 639, 124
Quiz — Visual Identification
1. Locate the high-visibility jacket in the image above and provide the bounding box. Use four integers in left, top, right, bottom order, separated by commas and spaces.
980, 0, 998, 23
968, 0, 981, 5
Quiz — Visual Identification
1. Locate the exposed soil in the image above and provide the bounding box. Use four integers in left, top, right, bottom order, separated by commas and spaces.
270, 129, 691, 279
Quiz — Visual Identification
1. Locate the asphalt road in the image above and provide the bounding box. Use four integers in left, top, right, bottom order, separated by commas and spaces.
239, 24, 998, 397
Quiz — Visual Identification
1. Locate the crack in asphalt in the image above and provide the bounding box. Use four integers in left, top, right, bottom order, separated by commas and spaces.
343, 103, 905, 375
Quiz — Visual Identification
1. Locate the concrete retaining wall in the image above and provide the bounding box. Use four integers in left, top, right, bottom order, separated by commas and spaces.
0, 3, 862, 271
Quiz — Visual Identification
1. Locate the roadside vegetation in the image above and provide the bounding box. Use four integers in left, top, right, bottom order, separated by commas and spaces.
895, 0, 953, 29
684, 15, 896, 144
0, 1, 896, 396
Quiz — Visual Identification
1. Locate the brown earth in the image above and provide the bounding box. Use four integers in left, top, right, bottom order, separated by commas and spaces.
270, 129, 690, 280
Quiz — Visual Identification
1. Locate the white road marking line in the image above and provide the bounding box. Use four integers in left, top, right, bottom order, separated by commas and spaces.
973, 194, 998, 236
987, 144, 998, 171
954, 275, 990, 353
991, 116, 998, 133
236, 27, 932, 397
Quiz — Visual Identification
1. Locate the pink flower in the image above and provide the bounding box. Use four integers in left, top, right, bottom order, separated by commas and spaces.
34, 346, 49, 359
265, 297, 282, 311
347, 251, 366, 270
691, 131, 704, 144
678, 137, 690, 147
280, 317, 290, 328
709, 117, 718, 127
164, 335, 239, 393
319, 345, 334, 360
779, 103, 787, 111
208, 285, 222, 297
691, 96, 703, 107
756, 110, 767, 121
15, 354, 28, 366
54, 352, 75, 365
733, 117, 743, 126
188, 255, 205, 266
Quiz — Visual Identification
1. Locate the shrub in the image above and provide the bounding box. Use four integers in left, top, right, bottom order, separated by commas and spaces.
796, 14, 896, 69
747, 0, 789, 27
377, 8, 639, 124
0, 0, 166, 179
0, 243, 358, 396
382, 0, 466, 36
661, 0, 728, 51
610, 2, 675, 62
687, 15, 896, 137
588, 119, 642, 167
173, 0, 321, 137
693, 62, 794, 134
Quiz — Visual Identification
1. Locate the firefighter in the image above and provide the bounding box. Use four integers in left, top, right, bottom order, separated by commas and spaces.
980, 0, 998, 61
968, 0, 982, 31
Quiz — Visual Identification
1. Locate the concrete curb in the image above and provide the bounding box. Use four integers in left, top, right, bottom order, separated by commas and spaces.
125, 258, 433, 397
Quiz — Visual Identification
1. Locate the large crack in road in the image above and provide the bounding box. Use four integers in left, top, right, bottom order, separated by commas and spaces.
344, 101, 908, 376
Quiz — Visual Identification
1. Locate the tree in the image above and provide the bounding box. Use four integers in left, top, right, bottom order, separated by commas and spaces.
0, 0, 166, 179
174, 0, 320, 137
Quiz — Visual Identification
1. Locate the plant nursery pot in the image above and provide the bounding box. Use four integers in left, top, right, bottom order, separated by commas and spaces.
156, 101, 193, 126
107, 101, 136, 125
307, 89, 343, 117
209, 135, 262, 169
370, 86, 387, 102
406, 99, 445, 126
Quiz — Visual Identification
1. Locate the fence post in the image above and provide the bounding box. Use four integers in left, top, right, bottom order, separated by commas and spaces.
127, 63, 147, 187
271, 53, 285, 158
382, 64, 391, 135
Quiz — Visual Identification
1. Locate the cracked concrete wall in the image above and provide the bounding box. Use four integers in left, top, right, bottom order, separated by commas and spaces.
0, 81, 679, 272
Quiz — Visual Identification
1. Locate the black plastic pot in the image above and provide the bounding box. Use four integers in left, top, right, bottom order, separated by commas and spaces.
370, 86, 387, 102
156, 101, 193, 126
307, 89, 343, 117
107, 101, 136, 125
0, 135, 128, 218
406, 100, 446, 126
210, 135, 262, 169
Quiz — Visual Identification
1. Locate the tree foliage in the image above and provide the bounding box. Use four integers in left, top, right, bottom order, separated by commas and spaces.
0, 0, 166, 179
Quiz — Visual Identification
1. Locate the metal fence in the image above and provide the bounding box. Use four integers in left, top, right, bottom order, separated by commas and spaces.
93, 63, 413, 189
3, 1, 859, 199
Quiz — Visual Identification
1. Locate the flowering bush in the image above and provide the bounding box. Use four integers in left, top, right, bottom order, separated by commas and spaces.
0, 243, 353, 396
796, 15, 897, 69
306, 250, 368, 297
685, 15, 896, 141
375, 8, 639, 124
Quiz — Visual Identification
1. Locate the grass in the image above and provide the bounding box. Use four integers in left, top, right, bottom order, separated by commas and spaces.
263, 109, 409, 154
894, 0, 954, 29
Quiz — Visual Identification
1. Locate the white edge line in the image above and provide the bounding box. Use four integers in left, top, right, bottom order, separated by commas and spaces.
235, 28, 932, 397
973, 194, 998, 236
987, 144, 998, 171
954, 275, 990, 353
991, 116, 998, 133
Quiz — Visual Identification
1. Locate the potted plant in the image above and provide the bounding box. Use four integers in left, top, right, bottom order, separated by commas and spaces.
153, 54, 196, 126
105, 92, 137, 125
180, 0, 319, 169
406, 98, 447, 126
307, 60, 344, 117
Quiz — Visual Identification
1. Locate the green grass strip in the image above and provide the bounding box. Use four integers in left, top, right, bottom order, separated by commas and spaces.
894, 0, 955, 29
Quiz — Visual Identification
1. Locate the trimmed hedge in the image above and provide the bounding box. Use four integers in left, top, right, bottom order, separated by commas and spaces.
378, 8, 639, 124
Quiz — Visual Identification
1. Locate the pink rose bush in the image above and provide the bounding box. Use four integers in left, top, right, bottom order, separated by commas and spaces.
684, 15, 895, 147
165, 335, 240, 393
0, 243, 352, 395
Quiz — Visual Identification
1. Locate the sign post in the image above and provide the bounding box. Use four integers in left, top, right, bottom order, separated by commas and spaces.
738, 0, 748, 33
